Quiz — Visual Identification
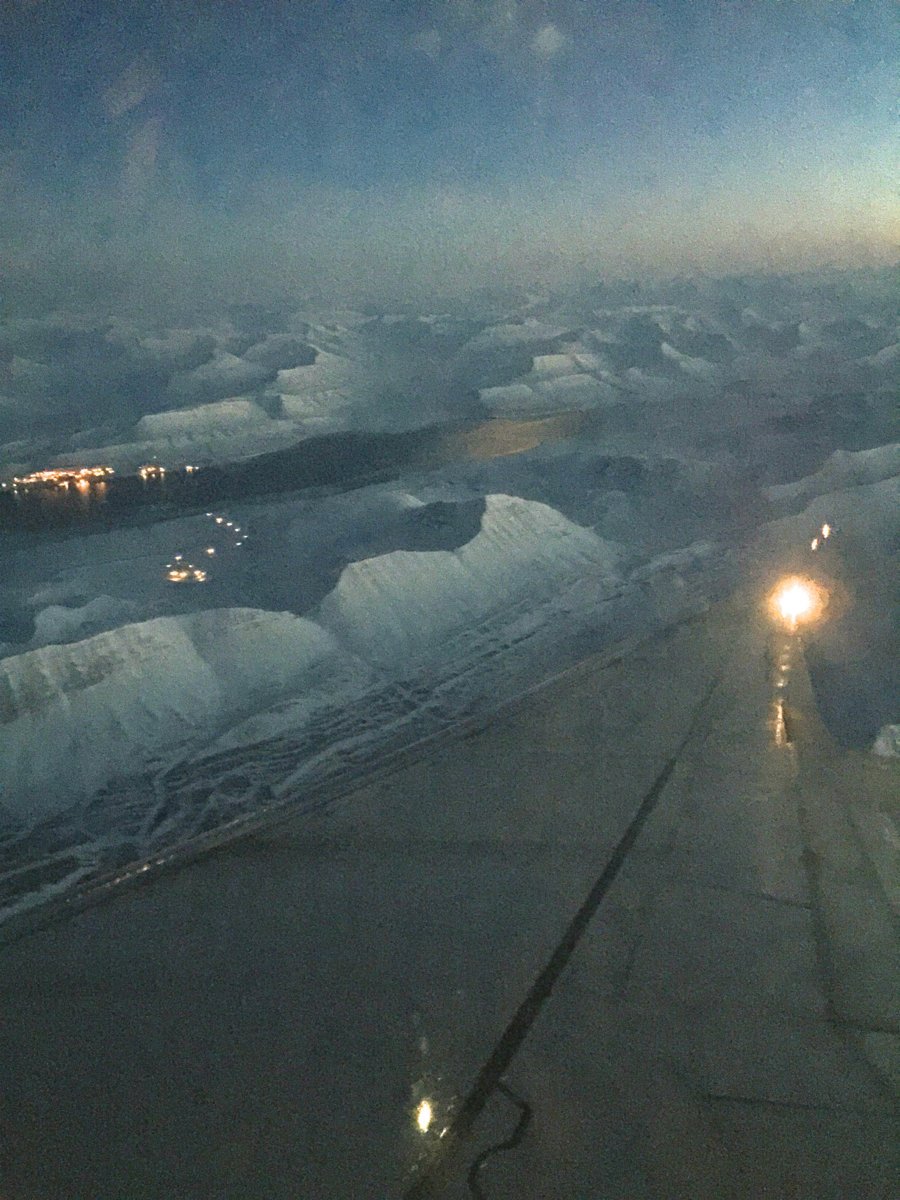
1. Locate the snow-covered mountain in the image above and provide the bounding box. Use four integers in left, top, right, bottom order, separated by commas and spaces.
318, 494, 619, 666
1, 267, 897, 920
0, 608, 363, 824
0, 495, 622, 830
3, 267, 896, 475
764, 444, 900, 510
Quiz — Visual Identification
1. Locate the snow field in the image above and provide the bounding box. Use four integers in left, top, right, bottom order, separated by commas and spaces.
0, 609, 356, 823
1, 496, 621, 826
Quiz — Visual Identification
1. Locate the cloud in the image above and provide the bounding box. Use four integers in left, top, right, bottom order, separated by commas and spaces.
531, 22, 570, 59
478, 0, 520, 53
122, 117, 162, 209
2, 136, 897, 324
102, 58, 158, 120
441, 3, 570, 62
411, 28, 442, 59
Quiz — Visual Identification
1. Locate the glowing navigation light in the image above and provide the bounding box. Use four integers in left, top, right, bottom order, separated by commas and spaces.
811, 537, 819, 551
769, 576, 827, 630
206, 547, 216, 555
215, 517, 224, 524
821, 523, 831, 539
415, 1100, 433, 1133
777, 581, 813, 623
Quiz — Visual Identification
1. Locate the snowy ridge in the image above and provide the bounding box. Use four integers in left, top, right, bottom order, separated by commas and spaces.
0, 494, 724, 921
318, 494, 619, 666
137, 398, 269, 437
276, 348, 360, 422
764, 444, 900, 509
31, 595, 140, 649
463, 321, 566, 351
0, 609, 361, 824
0, 496, 617, 830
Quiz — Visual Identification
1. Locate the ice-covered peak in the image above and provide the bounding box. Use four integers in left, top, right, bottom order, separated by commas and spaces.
464, 321, 566, 351
31, 595, 140, 649
765, 443, 900, 509
0, 608, 362, 824
318, 494, 619, 667
137, 398, 270, 438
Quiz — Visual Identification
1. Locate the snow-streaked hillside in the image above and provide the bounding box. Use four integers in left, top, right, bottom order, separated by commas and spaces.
318, 494, 620, 666
0, 609, 364, 824
137, 398, 270, 437
1, 266, 897, 920
764, 444, 900, 510
31, 595, 140, 649
0, 495, 624, 834
275, 349, 362, 429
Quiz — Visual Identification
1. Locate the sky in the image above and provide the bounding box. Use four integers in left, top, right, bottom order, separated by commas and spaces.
1, 0, 897, 310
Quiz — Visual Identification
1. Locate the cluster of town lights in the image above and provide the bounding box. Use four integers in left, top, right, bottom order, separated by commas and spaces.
138, 463, 166, 480
8, 465, 115, 490
165, 554, 208, 584
139, 463, 198, 480
4, 461, 200, 491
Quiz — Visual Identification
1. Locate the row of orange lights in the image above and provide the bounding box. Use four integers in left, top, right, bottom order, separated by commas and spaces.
164, 510, 247, 584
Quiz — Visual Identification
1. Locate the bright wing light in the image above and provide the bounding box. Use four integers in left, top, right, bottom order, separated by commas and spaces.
778, 581, 813, 622
415, 1099, 433, 1133
769, 576, 827, 629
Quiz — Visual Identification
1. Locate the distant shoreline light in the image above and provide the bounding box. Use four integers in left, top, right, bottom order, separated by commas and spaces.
140, 463, 200, 480
1, 462, 204, 490
138, 463, 166, 481
7, 465, 115, 490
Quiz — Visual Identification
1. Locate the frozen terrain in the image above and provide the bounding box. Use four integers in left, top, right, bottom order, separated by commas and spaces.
0, 608, 365, 824
3, 267, 896, 476
0, 482, 728, 916
318, 495, 619, 665
0, 494, 621, 824
1, 267, 897, 920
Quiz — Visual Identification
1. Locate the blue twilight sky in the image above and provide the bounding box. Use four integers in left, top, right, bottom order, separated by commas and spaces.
1, 0, 897, 309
